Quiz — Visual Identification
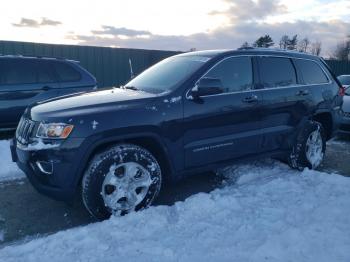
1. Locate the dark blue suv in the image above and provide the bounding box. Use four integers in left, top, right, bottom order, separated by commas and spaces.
0, 56, 97, 133
11, 49, 343, 220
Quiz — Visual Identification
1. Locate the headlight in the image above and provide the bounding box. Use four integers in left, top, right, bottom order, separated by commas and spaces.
36, 123, 74, 139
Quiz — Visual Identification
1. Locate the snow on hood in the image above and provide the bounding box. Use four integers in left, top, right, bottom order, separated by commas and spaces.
1, 160, 350, 261
29, 88, 156, 120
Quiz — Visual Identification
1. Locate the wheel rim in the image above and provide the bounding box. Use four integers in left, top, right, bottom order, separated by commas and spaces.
305, 129, 324, 169
101, 162, 152, 213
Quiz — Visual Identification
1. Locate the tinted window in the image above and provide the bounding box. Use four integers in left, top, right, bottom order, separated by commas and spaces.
2, 59, 37, 84
203, 56, 253, 93
53, 62, 81, 82
36, 62, 55, 83
259, 57, 297, 88
295, 59, 328, 84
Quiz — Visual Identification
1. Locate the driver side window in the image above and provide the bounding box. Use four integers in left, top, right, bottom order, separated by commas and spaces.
203, 56, 253, 93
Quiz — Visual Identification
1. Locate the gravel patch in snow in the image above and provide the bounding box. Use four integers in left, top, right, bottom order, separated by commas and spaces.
0, 141, 25, 182
0, 160, 349, 261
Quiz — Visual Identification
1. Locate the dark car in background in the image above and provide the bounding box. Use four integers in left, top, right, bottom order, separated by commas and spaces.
0, 55, 97, 133
11, 49, 343, 220
338, 75, 350, 134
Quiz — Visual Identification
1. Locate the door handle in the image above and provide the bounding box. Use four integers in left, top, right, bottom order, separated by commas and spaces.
242, 95, 258, 103
42, 86, 52, 91
296, 90, 309, 96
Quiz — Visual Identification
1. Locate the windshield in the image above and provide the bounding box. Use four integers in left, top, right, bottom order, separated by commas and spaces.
124, 55, 210, 94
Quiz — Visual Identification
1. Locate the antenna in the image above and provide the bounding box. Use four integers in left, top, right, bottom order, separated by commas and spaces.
129, 58, 134, 79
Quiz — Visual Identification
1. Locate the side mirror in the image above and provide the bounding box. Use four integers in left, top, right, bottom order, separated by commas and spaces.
190, 77, 224, 99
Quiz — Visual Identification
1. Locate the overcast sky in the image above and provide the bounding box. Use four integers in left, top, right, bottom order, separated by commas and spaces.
1, 0, 349, 55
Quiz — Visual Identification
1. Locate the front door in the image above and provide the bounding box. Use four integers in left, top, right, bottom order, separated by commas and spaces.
183, 56, 264, 168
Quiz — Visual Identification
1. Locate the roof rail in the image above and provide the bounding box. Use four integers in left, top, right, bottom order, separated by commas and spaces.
236, 47, 309, 55
0, 54, 79, 62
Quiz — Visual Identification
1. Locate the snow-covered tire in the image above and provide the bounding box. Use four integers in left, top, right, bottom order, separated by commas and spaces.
288, 121, 326, 170
82, 144, 162, 220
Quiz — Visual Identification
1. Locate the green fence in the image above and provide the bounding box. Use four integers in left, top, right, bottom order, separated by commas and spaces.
1, 41, 350, 85
325, 60, 350, 76
0, 41, 179, 87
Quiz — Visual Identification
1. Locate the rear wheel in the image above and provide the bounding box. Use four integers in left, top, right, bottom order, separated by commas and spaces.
288, 121, 326, 170
82, 144, 162, 220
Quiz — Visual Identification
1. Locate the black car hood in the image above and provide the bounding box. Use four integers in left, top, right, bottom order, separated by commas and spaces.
29, 88, 157, 120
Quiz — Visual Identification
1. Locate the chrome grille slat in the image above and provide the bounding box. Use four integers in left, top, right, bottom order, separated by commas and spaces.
16, 118, 36, 145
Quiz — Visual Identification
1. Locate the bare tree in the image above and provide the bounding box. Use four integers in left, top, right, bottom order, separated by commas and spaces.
287, 35, 298, 50
332, 39, 350, 60
311, 41, 322, 56
279, 35, 289, 49
279, 35, 298, 50
298, 37, 310, 52
240, 42, 251, 48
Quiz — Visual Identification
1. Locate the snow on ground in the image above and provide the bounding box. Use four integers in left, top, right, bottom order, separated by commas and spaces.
0, 160, 350, 262
0, 140, 25, 182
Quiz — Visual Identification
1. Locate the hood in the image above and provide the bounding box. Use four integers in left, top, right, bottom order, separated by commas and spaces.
29, 88, 157, 120
343, 95, 350, 113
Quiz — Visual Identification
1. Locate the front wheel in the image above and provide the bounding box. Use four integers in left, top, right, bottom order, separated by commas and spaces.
288, 121, 326, 170
82, 144, 162, 220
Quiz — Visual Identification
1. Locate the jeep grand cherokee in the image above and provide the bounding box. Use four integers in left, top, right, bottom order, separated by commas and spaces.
11, 49, 343, 219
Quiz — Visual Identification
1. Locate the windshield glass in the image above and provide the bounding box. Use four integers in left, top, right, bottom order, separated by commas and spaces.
124, 56, 210, 94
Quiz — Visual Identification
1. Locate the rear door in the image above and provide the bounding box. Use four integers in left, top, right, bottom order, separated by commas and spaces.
293, 58, 333, 108
0, 58, 59, 129
257, 56, 311, 152
183, 56, 264, 168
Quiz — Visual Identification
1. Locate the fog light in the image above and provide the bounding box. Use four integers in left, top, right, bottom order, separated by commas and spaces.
36, 161, 53, 175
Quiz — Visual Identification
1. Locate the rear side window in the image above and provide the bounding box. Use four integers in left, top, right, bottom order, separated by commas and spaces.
259, 57, 297, 88
1, 59, 37, 85
294, 59, 329, 84
53, 62, 81, 82
204, 56, 253, 93
36, 61, 55, 83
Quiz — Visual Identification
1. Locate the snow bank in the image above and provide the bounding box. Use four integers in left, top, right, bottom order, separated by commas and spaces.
1, 160, 349, 261
0, 140, 25, 182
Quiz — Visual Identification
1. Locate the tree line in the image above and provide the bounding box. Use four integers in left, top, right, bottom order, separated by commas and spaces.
241, 34, 350, 60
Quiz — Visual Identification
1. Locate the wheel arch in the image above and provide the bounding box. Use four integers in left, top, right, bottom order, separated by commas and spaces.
311, 110, 333, 140
75, 132, 175, 189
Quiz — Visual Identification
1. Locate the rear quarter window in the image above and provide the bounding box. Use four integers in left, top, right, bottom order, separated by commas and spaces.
258, 57, 297, 88
53, 61, 81, 82
294, 59, 329, 84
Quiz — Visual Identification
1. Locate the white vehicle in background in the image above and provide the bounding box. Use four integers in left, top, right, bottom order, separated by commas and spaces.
338, 75, 350, 135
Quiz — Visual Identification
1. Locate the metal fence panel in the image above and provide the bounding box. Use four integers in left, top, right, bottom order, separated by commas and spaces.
2, 41, 350, 85
325, 60, 350, 76
0, 40, 180, 87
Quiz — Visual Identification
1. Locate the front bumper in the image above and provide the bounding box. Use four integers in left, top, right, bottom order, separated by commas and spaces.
10, 137, 86, 201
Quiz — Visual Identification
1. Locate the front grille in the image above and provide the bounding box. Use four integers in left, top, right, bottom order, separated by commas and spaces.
16, 118, 36, 145
343, 112, 350, 118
